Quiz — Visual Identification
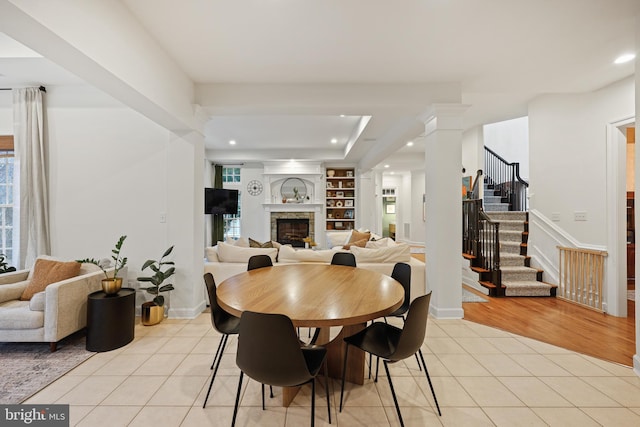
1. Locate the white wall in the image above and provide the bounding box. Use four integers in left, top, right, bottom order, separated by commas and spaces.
0, 91, 12, 133
484, 116, 529, 179
42, 85, 204, 317
529, 76, 635, 244
239, 165, 269, 242
462, 125, 484, 180
410, 171, 426, 243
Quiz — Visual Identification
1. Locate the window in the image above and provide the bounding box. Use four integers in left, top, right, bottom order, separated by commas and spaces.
221, 166, 241, 238
222, 167, 241, 183
223, 191, 241, 239
0, 136, 15, 266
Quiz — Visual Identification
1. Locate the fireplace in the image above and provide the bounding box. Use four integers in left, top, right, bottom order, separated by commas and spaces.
277, 218, 310, 247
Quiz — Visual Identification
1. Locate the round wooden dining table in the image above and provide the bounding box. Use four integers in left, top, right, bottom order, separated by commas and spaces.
217, 263, 404, 406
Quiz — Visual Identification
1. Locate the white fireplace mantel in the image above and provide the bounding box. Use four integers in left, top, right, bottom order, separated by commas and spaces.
263, 203, 323, 212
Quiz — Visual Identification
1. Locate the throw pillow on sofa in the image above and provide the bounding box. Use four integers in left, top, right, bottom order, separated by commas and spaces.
20, 258, 81, 301
249, 238, 274, 248
278, 245, 337, 263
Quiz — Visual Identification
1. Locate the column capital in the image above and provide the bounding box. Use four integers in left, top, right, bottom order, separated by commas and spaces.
419, 103, 470, 136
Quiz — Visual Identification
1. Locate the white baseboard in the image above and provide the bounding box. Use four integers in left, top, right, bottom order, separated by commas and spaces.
429, 305, 464, 319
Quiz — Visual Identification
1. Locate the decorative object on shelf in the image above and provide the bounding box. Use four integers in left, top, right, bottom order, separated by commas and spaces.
247, 179, 263, 196
77, 235, 128, 295
346, 181, 354, 188
281, 177, 307, 203
335, 212, 341, 219
327, 181, 333, 188
138, 245, 175, 326
336, 191, 344, 198
336, 201, 343, 207
335, 222, 343, 229
346, 170, 353, 177
344, 210, 354, 219
345, 199, 354, 207
327, 169, 335, 177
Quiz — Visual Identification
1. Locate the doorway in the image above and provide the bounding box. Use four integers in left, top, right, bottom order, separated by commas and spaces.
626, 126, 636, 317
382, 188, 396, 239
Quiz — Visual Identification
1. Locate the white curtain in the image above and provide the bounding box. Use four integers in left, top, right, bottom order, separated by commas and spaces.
13, 87, 50, 268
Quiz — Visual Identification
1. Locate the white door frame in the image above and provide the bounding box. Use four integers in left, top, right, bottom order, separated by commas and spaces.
606, 116, 634, 317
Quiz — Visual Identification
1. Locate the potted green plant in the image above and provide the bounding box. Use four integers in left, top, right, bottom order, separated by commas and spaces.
137, 245, 175, 325
77, 235, 128, 295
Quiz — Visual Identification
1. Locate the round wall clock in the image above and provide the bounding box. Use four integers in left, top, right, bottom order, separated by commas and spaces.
247, 180, 263, 196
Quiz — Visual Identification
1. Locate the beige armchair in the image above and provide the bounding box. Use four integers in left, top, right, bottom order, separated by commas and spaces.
0, 256, 106, 351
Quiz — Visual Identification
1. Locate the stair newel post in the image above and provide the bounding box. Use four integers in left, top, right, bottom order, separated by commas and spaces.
492, 221, 503, 296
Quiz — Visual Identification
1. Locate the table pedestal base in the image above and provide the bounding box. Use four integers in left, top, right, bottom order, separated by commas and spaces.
282, 323, 366, 407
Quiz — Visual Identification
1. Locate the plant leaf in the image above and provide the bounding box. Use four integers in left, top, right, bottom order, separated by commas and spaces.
162, 246, 174, 258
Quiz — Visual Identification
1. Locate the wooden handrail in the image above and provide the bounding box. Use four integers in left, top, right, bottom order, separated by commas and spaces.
485, 146, 529, 211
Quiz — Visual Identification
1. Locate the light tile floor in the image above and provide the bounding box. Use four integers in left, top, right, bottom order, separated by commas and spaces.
25, 314, 640, 426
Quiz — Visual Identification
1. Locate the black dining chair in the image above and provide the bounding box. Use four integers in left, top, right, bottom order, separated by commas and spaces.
202, 272, 241, 408
231, 311, 332, 427
247, 254, 273, 270
379, 262, 422, 375
330, 252, 356, 267
339, 292, 441, 426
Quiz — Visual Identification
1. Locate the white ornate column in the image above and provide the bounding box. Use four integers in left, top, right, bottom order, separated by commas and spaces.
421, 104, 469, 319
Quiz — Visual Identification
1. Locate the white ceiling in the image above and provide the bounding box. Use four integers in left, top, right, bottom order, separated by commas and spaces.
1, 1, 638, 173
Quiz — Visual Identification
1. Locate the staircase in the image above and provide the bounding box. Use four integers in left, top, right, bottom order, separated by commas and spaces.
484, 211, 557, 297
483, 182, 510, 212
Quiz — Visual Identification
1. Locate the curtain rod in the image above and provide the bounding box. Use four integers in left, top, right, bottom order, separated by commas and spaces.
0, 86, 47, 93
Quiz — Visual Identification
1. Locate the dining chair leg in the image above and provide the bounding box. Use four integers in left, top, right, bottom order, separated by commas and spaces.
270, 385, 274, 398
311, 378, 316, 427
203, 334, 229, 408
418, 349, 441, 416
398, 316, 422, 372
374, 356, 380, 382
368, 353, 372, 379
231, 371, 244, 427
261, 383, 265, 410
324, 360, 331, 424
383, 360, 405, 427
210, 333, 225, 369
338, 345, 350, 412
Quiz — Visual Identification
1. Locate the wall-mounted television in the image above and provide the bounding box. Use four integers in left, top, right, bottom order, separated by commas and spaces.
205, 188, 239, 215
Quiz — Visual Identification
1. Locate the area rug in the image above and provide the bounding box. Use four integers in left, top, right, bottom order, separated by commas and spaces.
0, 331, 95, 404
462, 287, 488, 303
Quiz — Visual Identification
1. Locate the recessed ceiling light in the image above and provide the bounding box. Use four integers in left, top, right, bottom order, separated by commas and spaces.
331, 138, 338, 144
384, 164, 390, 168
340, 115, 346, 118
406, 141, 414, 147
229, 140, 236, 145
390, 171, 395, 175
614, 53, 636, 64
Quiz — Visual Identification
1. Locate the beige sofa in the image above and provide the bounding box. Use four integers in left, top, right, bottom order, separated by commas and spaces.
0, 257, 106, 351
204, 237, 426, 301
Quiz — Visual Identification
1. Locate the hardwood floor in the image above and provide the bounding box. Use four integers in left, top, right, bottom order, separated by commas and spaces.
409, 251, 636, 366
462, 292, 636, 367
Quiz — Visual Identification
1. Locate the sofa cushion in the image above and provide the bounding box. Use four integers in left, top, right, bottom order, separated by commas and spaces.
249, 238, 274, 248
0, 281, 29, 304
326, 231, 352, 248
278, 245, 337, 263
205, 246, 219, 262
20, 259, 81, 301
225, 236, 250, 247
29, 291, 46, 311
350, 244, 411, 263
216, 241, 278, 264
365, 237, 396, 249
0, 299, 44, 329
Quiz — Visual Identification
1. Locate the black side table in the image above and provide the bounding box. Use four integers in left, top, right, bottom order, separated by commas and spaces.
86, 287, 135, 352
